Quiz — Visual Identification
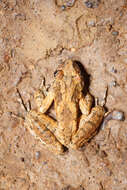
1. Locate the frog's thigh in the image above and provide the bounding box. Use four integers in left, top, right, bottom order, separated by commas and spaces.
71, 106, 105, 149
25, 110, 64, 154
32, 111, 58, 134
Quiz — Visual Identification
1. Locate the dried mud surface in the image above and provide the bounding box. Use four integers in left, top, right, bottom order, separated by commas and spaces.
0, 0, 127, 190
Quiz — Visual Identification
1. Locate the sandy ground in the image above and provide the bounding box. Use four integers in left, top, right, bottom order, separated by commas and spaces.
0, 0, 127, 189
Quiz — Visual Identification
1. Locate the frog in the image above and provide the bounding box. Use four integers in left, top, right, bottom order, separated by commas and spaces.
25, 59, 105, 154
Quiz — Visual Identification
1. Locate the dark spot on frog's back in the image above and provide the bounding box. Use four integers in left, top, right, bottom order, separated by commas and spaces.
56, 91, 62, 103
61, 107, 73, 123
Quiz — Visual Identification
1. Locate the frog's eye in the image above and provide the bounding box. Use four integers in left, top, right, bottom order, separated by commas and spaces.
54, 70, 57, 77
54, 70, 63, 78
54, 70, 59, 77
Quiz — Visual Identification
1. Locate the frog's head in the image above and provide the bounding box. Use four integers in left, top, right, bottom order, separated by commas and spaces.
63, 59, 81, 77
54, 60, 84, 89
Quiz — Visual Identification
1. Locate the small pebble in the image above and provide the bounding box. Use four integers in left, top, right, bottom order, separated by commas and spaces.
61, 5, 66, 10
101, 110, 125, 130
112, 110, 125, 121
21, 157, 25, 162
111, 66, 117, 73
66, 0, 75, 7
110, 80, 117, 87
84, 0, 100, 8
88, 20, 95, 26
35, 151, 41, 159
4, 54, 10, 63
112, 31, 119, 36
10, 49, 15, 58
84, 1, 93, 8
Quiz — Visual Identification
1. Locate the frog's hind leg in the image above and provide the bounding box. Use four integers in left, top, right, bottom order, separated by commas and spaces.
70, 106, 105, 149
25, 110, 65, 154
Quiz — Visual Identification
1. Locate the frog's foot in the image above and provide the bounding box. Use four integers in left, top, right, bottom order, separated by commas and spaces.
25, 110, 65, 154
70, 106, 105, 149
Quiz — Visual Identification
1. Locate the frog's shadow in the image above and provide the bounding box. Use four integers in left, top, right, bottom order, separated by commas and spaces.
73, 60, 90, 94
74, 61, 107, 109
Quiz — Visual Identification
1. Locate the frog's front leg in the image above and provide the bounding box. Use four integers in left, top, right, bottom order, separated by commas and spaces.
34, 88, 54, 113
25, 110, 65, 154
71, 94, 105, 149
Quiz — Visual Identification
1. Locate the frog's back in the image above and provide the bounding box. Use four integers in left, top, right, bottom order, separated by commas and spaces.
52, 59, 84, 146
53, 80, 79, 146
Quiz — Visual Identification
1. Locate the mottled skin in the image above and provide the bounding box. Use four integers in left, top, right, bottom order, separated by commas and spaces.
25, 60, 105, 154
